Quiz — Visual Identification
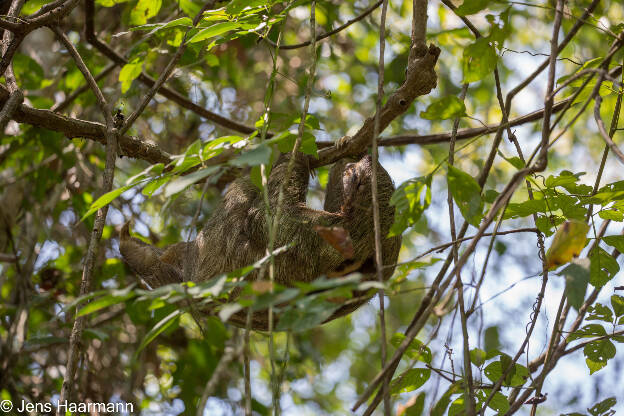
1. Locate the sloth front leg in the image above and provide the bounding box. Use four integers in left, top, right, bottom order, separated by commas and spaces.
119, 222, 185, 288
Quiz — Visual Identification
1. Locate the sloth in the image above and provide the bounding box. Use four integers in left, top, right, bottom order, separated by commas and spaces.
120, 152, 401, 330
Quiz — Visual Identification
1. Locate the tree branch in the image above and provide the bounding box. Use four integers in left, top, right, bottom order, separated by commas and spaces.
0, 0, 80, 34
0, 84, 172, 164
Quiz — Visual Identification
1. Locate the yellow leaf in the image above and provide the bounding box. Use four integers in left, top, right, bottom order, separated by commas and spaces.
546, 220, 590, 269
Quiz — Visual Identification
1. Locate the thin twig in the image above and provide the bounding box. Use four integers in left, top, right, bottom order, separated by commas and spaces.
51, 27, 111, 117
371, 0, 391, 413
53, 23, 116, 410
197, 334, 244, 416
51, 62, 117, 113
244, 309, 252, 416
446, 82, 475, 414
408, 228, 538, 262
264, 0, 383, 50
526, 4, 565, 411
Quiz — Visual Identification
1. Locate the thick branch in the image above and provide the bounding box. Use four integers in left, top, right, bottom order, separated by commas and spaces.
0, 0, 80, 34
317, 96, 577, 149
0, 84, 172, 164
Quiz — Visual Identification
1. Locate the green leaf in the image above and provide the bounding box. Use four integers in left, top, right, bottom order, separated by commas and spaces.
270, 130, 297, 153
584, 339, 615, 374
535, 214, 565, 236
24, 0, 61, 13
448, 395, 466, 416
483, 189, 499, 204
586, 303, 614, 323
420, 96, 466, 120
163, 166, 220, 197
561, 260, 590, 310
401, 392, 425, 416
505, 199, 548, 219
12, 54, 45, 90
469, 348, 487, 367
447, 165, 483, 227
462, 38, 498, 83
389, 368, 431, 395
131, 17, 193, 35
455, 0, 490, 16
544, 171, 581, 188
300, 131, 318, 157
598, 209, 624, 221
131, 0, 162, 25
389, 176, 432, 236
295, 114, 321, 130
611, 295, 624, 317
603, 235, 624, 253
390, 334, 432, 364
475, 389, 510, 413
551, 194, 587, 220
497, 150, 524, 169
431, 383, 462, 416
178, 0, 201, 17
480, 389, 510, 413
127, 162, 165, 184
569, 324, 607, 341
136, 309, 182, 355
81, 184, 136, 221
590, 248, 620, 288
230, 144, 272, 167
489, 8, 511, 49
226, 0, 268, 15
119, 60, 144, 93
275, 298, 339, 332
142, 175, 171, 196
484, 326, 500, 352
588, 397, 617, 416
77, 292, 134, 317
393, 257, 441, 283
483, 360, 528, 387
188, 22, 241, 43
